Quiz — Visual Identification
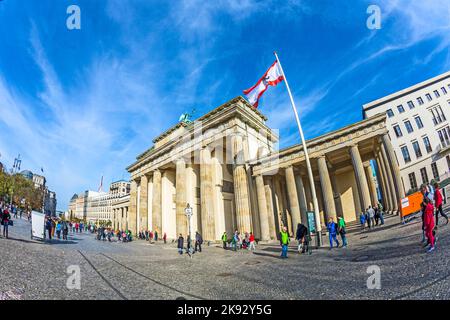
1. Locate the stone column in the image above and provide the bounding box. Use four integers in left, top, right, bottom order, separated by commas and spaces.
294, 174, 309, 226
255, 175, 270, 241
139, 174, 148, 231
176, 158, 187, 236
152, 170, 162, 233
232, 135, 252, 234
380, 144, 398, 212
317, 156, 336, 221
285, 166, 301, 230
382, 134, 406, 201
264, 177, 277, 239
365, 163, 378, 206
375, 156, 389, 210
350, 145, 372, 211
200, 147, 216, 240
128, 180, 138, 234
377, 151, 393, 212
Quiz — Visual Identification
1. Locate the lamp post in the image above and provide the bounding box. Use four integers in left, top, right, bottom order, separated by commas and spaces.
10, 154, 21, 205
184, 203, 193, 256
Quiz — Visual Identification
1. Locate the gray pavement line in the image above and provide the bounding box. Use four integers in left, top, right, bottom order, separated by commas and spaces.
393, 270, 450, 300
77, 250, 128, 300
100, 253, 206, 300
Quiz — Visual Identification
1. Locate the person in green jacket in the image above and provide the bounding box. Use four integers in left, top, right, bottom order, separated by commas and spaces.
280, 226, 290, 259
221, 232, 228, 249
338, 217, 347, 247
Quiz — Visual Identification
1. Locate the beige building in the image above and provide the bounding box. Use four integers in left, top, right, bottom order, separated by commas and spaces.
68, 180, 131, 223
125, 96, 403, 241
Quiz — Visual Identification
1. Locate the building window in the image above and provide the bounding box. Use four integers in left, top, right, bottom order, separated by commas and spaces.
386, 109, 394, 118
447, 155, 450, 172
431, 162, 439, 180
412, 141, 422, 158
408, 172, 418, 190
434, 90, 440, 98
430, 106, 446, 125
442, 87, 447, 95
426, 93, 432, 101
407, 101, 415, 109
420, 168, 429, 185
401, 146, 411, 163
417, 97, 424, 105
397, 105, 405, 113
423, 136, 432, 153
438, 126, 450, 148
405, 120, 414, 133
393, 125, 403, 137
415, 116, 424, 129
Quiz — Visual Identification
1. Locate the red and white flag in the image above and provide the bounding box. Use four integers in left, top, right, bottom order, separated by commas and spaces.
243, 60, 284, 108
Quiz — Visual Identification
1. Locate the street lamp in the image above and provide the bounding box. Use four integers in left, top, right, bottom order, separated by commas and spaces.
10, 154, 21, 205
184, 203, 193, 256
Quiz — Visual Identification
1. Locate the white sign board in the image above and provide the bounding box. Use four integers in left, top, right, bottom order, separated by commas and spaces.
31, 211, 46, 240
401, 197, 409, 209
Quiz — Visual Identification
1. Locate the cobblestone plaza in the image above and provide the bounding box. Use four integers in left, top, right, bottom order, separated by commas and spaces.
1, 212, 449, 300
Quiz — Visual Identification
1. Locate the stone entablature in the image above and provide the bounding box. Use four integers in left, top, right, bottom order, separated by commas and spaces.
127, 96, 278, 180
252, 113, 388, 176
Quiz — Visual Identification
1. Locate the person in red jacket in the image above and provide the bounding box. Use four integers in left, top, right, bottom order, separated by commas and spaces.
423, 197, 436, 253
434, 182, 448, 227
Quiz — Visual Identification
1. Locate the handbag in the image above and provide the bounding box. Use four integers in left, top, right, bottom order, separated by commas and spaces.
8, 220, 13, 226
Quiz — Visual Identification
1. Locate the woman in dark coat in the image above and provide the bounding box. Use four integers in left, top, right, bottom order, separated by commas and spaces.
177, 234, 184, 255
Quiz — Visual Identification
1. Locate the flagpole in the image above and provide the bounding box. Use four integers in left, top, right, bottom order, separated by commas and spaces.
273, 51, 322, 246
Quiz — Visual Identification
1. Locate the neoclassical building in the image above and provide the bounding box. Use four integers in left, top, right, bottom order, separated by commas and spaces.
125, 96, 403, 241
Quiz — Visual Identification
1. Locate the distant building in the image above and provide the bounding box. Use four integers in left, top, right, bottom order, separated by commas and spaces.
20, 169, 57, 216
68, 181, 131, 224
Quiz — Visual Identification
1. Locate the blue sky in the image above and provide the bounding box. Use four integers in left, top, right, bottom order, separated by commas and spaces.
1, 0, 449, 210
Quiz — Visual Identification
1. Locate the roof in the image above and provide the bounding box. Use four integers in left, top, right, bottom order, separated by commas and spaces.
134, 96, 268, 163
362, 70, 450, 116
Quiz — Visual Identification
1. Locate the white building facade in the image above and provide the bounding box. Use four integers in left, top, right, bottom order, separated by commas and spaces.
68, 181, 131, 224
364, 71, 450, 194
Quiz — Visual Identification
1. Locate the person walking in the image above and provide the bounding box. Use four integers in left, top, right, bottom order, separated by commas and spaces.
377, 202, 385, 225
327, 217, 339, 249
56, 221, 62, 239
1, 207, 11, 238
195, 231, 203, 252
221, 232, 228, 249
177, 234, 184, 255
423, 197, 436, 253
62, 221, 69, 240
368, 206, 376, 228
434, 182, 448, 227
51, 219, 56, 238
359, 212, 366, 231
280, 226, 290, 259
249, 232, 256, 251
46, 218, 53, 240
231, 231, 238, 251
420, 184, 431, 243
163, 232, 167, 244
154, 230, 158, 241
295, 223, 308, 254
338, 217, 348, 247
